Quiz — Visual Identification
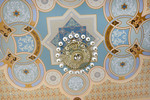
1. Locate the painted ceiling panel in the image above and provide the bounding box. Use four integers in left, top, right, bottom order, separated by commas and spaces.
0, 0, 150, 100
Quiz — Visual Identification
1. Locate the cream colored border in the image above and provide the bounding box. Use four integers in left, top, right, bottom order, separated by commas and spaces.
1, 0, 39, 28
85, 0, 105, 9
142, 0, 150, 16
43, 69, 63, 88
109, 0, 139, 19
56, 0, 84, 8
2, 57, 46, 91
88, 66, 107, 85
104, 52, 144, 83
59, 72, 92, 99
33, 0, 56, 12
1, 0, 32, 26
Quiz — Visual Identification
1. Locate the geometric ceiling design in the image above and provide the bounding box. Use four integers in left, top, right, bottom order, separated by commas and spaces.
0, 0, 150, 100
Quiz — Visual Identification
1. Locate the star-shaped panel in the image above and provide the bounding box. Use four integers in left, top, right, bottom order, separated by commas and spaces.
42, 9, 104, 65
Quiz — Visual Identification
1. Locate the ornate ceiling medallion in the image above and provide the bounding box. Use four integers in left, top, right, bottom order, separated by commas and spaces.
56, 31, 98, 74
43, 9, 103, 75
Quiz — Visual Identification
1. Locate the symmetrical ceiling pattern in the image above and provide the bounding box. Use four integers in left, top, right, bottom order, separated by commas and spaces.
0, 0, 150, 100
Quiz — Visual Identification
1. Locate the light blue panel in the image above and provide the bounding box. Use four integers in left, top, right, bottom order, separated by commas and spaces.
125, 57, 139, 79
139, 0, 143, 13
0, 0, 4, 6
109, 72, 119, 80
0, 35, 4, 59
11, 25, 26, 35
36, 3, 67, 39
0, 0, 3, 23
17, 54, 29, 63
141, 21, 150, 50
14, 80, 25, 87
95, 43, 107, 67
26, 0, 32, 4
106, 58, 119, 80
0, 62, 4, 66
40, 47, 65, 74
142, 52, 150, 55
111, 0, 137, 17
2, 36, 15, 54
1, 38, 7, 55
39, 63, 44, 76
125, 70, 134, 79
32, 80, 41, 87
9, 67, 26, 88
8, 67, 14, 80
110, 56, 134, 76
0, 51, 4, 60
145, 14, 150, 19
14, 34, 35, 53
111, 28, 129, 47
136, 57, 139, 69
1, 38, 7, 54
2, 0, 31, 24
13, 63, 39, 83
32, 9, 37, 21
130, 28, 142, 45
118, 18, 131, 27
105, 0, 110, 17
75, 2, 108, 35
117, 46, 130, 55
105, 58, 109, 71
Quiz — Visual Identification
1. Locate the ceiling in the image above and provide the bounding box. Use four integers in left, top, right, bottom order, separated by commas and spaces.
0, 0, 150, 100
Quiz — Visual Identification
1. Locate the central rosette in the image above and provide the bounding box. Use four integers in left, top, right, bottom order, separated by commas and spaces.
62, 41, 92, 70
55, 30, 98, 73
74, 53, 82, 61
44, 11, 103, 74
45, 17, 102, 74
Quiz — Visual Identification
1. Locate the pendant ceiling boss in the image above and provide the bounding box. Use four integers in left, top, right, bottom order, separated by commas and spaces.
55, 31, 98, 74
